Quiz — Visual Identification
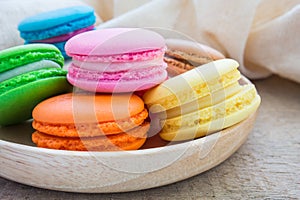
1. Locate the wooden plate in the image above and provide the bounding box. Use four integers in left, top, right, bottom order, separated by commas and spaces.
0, 77, 258, 193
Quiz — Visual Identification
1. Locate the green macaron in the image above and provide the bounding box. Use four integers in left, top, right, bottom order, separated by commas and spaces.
0, 44, 72, 126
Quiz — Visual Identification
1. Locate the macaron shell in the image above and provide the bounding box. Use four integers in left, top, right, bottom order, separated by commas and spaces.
164, 39, 225, 76
0, 68, 68, 94
65, 28, 165, 56
165, 38, 225, 61
18, 6, 95, 32
0, 44, 64, 73
32, 93, 146, 124
0, 77, 72, 126
32, 122, 150, 151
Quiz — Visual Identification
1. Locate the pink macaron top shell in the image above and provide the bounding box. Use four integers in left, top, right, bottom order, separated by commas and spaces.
65, 28, 166, 57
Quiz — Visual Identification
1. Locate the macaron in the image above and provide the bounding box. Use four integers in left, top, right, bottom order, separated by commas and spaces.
65, 28, 168, 93
18, 6, 96, 58
164, 38, 225, 76
31, 93, 149, 151
0, 44, 72, 126
144, 59, 242, 112
143, 59, 261, 141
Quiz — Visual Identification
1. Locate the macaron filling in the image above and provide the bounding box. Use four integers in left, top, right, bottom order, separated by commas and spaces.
0, 60, 61, 82
68, 64, 167, 81
72, 56, 164, 72
71, 48, 165, 63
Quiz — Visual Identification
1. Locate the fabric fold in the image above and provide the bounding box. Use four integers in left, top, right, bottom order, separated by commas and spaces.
1, 0, 299, 83
96, 0, 300, 83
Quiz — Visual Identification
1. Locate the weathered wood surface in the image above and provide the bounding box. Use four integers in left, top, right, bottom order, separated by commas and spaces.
1, 75, 299, 199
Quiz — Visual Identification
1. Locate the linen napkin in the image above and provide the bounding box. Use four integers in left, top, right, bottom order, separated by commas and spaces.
91, 0, 300, 83
1, 0, 299, 83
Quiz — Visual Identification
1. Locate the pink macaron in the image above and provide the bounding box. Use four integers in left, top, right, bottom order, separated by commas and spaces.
65, 28, 168, 93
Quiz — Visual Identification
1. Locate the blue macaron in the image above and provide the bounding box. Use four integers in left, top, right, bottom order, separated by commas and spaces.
18, 6, 96, 58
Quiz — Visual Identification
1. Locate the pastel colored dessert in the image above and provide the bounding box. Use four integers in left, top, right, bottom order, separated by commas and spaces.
65, 28, 168, 93
164, 38, 225, 76
143, 59, 261, 141
18, 6, 96, 58
144, 59, 241, 113
0, 44, 72, 126
31, 93, 150, 151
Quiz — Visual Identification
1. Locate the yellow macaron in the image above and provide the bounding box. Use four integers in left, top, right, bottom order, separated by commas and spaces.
143, 59, 261, 141
144, 59, 241, 112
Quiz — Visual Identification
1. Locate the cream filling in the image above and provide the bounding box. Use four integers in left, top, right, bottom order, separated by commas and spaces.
72, 56, 164, 72
0, 60, 60, 82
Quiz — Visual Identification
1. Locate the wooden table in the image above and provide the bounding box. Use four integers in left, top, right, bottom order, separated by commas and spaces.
1, 75, 299, 199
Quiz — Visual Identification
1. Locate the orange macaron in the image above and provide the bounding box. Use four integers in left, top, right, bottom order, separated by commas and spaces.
31, 93, 149, 151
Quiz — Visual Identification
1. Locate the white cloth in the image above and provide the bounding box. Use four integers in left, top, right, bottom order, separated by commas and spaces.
1, 0, 299, 83
90, 0, 300, 83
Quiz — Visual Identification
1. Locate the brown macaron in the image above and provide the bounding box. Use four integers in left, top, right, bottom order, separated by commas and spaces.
164, 38, 225, 76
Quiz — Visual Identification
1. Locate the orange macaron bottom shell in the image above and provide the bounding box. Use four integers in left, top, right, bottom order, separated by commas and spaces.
32, 123, 149, 151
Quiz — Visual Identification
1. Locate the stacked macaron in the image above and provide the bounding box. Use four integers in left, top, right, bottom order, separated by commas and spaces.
18, 6, 96, 58
164, 39, 225, 76
143, 59, 261, 141
0, 44, 72, 126
31, 28, 168, 151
